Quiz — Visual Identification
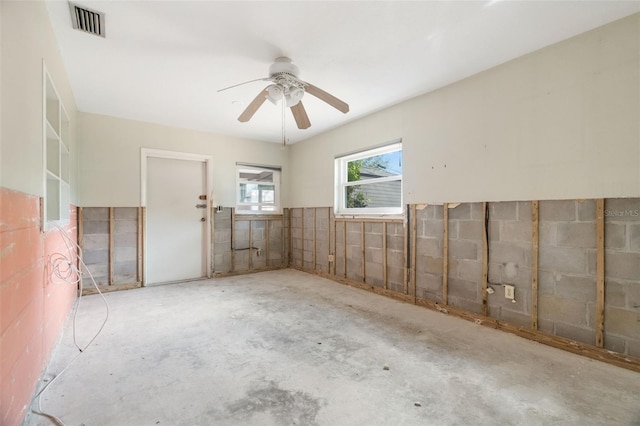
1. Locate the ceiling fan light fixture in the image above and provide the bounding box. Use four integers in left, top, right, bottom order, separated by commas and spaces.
285, 86, 304, 107
266, 84, 283, 105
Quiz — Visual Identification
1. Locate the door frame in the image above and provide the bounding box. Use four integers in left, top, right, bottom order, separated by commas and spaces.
141, 148, 213, 285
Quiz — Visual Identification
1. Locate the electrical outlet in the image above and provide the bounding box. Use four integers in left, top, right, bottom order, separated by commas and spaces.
504, 285, 515, 300
328, 254, 335, 263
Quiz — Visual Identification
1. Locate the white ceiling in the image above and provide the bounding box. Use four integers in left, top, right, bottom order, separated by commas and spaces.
46, 1, 640, 144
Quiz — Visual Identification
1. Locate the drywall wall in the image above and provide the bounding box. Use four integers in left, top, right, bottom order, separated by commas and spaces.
0, 0, 77, 199
77, 112, 289, 208
1, 2, 79, 425
288, 13, 640, 207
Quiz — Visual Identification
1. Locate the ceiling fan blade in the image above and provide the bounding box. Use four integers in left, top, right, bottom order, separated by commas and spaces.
304, 83, 349, 114
217, 77, 269, 93
238, 88, 268, 122
291, 102, 311, 129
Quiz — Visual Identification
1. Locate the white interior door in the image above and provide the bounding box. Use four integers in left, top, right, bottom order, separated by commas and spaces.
146, 156, 206, 284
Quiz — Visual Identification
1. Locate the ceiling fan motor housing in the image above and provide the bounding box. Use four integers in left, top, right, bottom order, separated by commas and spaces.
269, 57, 300, 78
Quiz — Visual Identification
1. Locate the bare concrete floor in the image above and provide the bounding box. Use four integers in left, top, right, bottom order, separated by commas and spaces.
25, 269, 640, 426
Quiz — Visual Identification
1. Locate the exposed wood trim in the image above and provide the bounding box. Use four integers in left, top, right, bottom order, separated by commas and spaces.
234, 214, 284, 221
82, 282, 142, 296
403, 212, 409, 295
383, 222, 388, 290
442, 203, 449, 305
293, 266, 413, 304
301, 208, 305, 268
266, 219, 270, 268
328, 207, 332, 275
213, 265, 287, 278
248, 220, 253, 270
531, 200, 539, 330
596, 199, 605, 348
231, 208, 235, 272
333, 210, 337, 276
361, 221, 366, 283
343, 221, 347, 279
136, 207, 143, 283
414, 296, 640, 373
77, 207, 84, 291
411, 204, 417, 303
295, 265, 640, 374
281, 216, 286, 268
108, 207, 115, 286
335, 217, 403, 224
288, 208, 292, 267
141, 207, 146, 286
482, 202, 489, 316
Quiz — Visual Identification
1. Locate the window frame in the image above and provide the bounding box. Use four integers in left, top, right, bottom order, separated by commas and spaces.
334, 141, 403, 216
235, 164, 282, 214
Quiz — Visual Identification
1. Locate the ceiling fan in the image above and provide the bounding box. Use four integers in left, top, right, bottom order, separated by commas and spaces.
218, 57, 349, 130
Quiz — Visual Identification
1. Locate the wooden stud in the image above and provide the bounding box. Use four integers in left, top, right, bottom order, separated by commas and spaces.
306, 267, 640, 374
288, 208, 292, 267
266, 219, 270, 268
361, 221, 366, 283
411, 204, 417, 302
108, 207, 115, 286
531, 200, 539, 330
137, 207, 143, 283
596, 199, 605, 348
230, 208, 235, 272
248, 220, 253, 271
301, 208, 305, 268
313, 208, 317, 271
327, 207, 331, 275
141, 207, 146, 286
77, 207, 84, 290
343, 221, 347, 279
334, 217, 403, 224
482, 202, 489, 316
281, 216, 286, 268
403, 211, 409, 295
333, 211, 338, 275
442, 203, 449, 305
383, 222, 388, 290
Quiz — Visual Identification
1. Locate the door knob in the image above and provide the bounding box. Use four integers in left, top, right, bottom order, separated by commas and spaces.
200, 217, 206, 222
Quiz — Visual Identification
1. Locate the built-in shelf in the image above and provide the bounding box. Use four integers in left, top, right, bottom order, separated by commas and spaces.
43, 65, 70, 230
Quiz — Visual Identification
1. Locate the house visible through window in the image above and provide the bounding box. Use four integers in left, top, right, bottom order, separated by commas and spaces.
236, 165, 281, 213
335, 141, 402, 215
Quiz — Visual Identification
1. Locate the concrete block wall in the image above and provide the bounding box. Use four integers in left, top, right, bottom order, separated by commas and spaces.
345, 221, 364, 282
448, 203, 485, 315
81, 207, 109, 286
290, 208, 303, 268
314, 208, 332, 274
1, 187, 77, 425
213, 209, 288, 274
537, 200, 597, 345
415, 205, 443, 302
80, 207, 140, 287
213, 207, 232, 273
293, 207, 405, 292
113, 208, 138, 283
385, 222, 406, 293
602, 199, 640, 357
488, 201, 533, 327
363, 222, 384, 288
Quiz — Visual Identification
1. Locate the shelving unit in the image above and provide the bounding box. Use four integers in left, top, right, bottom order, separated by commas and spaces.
43, 65, 70, 230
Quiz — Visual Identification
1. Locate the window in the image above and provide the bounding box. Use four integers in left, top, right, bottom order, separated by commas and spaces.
236, 165, 281, 214
335, 141, 403, 215
43, 65, 71, 230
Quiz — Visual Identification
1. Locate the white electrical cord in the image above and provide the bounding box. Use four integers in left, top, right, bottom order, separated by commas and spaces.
31, 224, 110, 425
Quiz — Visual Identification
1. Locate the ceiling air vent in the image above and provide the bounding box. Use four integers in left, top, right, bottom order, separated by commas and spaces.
69, 2, 105, 37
